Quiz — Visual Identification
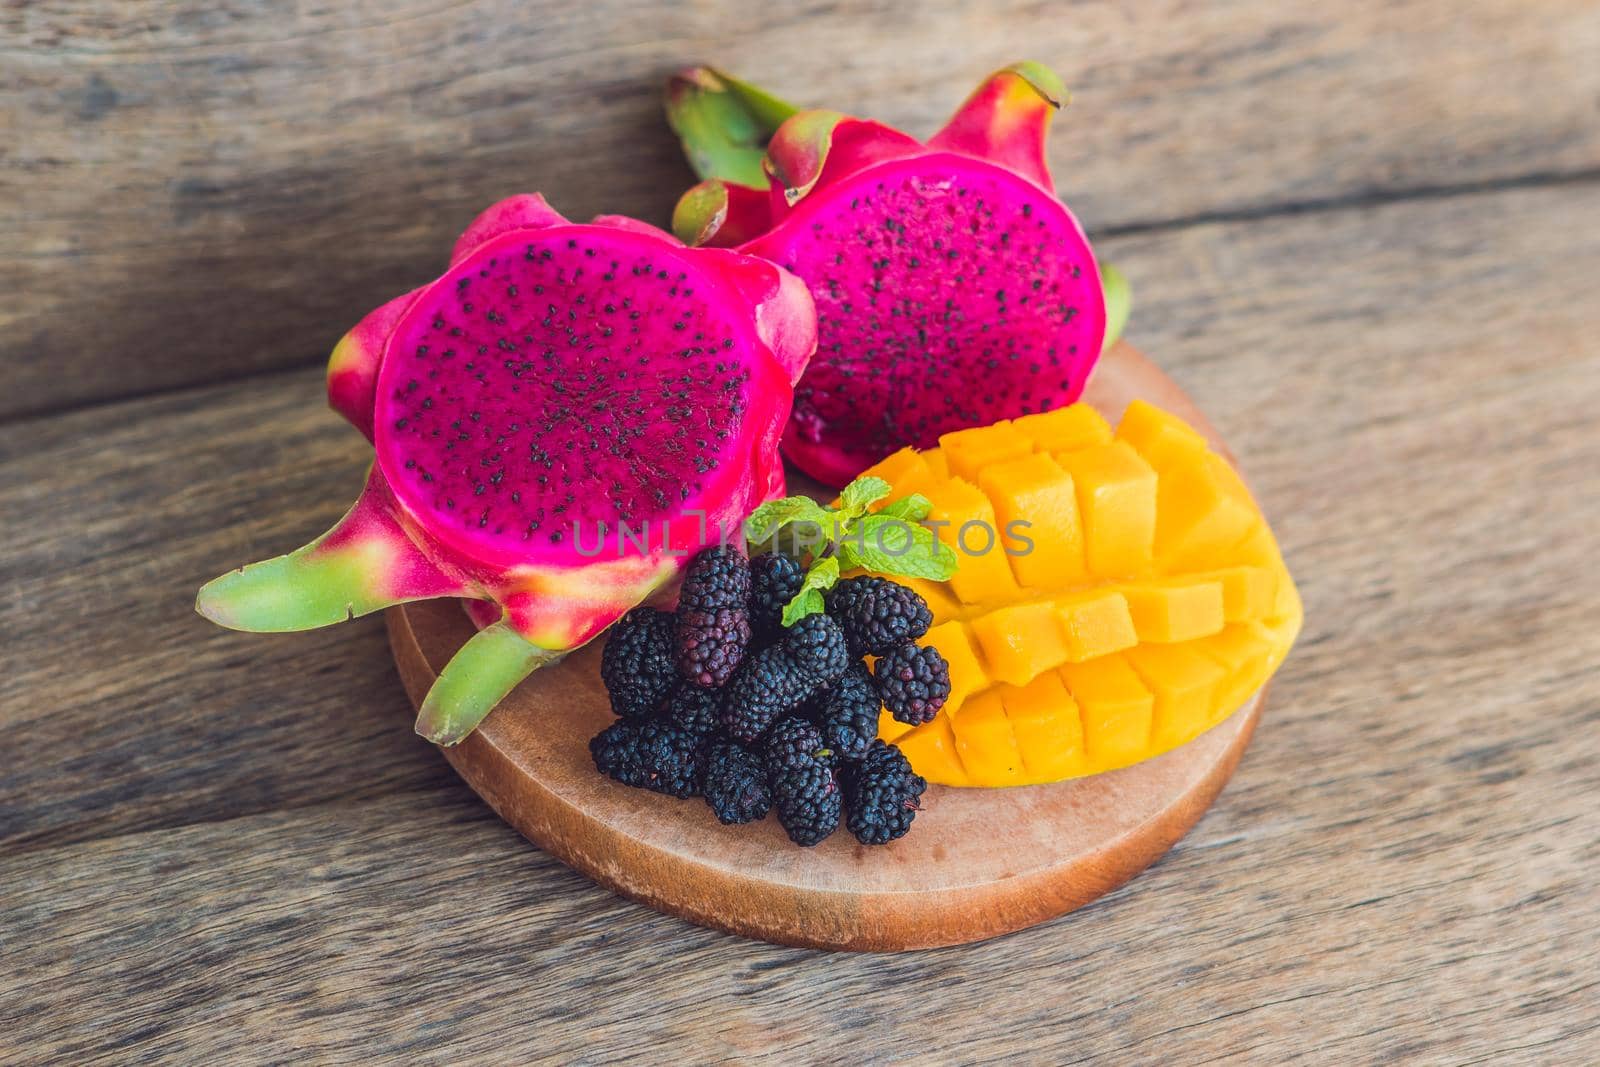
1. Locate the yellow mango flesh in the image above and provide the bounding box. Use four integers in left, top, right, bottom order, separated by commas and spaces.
874, 451, 940, 503
999, 671, 1089, 781
951, 691, 1026, 785
922, 477, 1021, 605
978, 452, 1087, 589
1125, 643, 1229, 750
1152, 452, 1259, 570
1192, 624, 1276, 721
1194, 565, 1277, 623
1057, 589, 1140, 662
858, 401, 1300, 786
1017, 404, 1113, 453
859, 446, 925, 488
1059, 656, 1154, 768
1116, 399, 1209, 470
877, 708, 914, 744
1055, 441, 1158, 577
969, 601, 1071, 686
893, 713, 968, 786
1122, 577, 1227, 643
920, 621, 989, 709
940, 422, 1032, 482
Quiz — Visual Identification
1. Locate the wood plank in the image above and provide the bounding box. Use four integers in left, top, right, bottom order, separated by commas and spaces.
3, 178, 1598, 862
0, 376, 461, 850
5, 1, 1600, 416
1, 591, 1596, 1067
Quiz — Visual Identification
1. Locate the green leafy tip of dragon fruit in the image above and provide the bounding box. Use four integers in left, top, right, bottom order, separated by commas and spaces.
743, 476, 959, 626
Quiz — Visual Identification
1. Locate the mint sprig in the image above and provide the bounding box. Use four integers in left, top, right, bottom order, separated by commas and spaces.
782, 555, 838, 627
744, 474, 959, 623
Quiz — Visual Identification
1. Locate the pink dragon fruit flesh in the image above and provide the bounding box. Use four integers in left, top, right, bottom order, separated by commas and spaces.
196, 195, 816, 744
667, 62, 1129, 487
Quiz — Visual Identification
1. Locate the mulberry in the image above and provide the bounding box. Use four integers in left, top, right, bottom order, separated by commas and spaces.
873, 641, 951, 725
719, 644, 812, 744
749, 552, 806, 639
844, 740, 926, 845
809, 663, 881, 761
588, 719, 705, 798
661, 683, 720, 738
765, 718, 841, 846
783, 612, 851, 684
702, 741, 771, 825
675, 545, 752, 688
599, 607, 677, 719
825, 576, 933, 656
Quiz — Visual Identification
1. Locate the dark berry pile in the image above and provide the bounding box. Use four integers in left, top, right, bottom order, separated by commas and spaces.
590, 545, 946, 847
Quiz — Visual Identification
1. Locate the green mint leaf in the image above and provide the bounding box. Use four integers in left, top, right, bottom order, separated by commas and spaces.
743, 496, 834, 546
805, 553, 841, 588
781, 587, 825, 627
837, 475, 891, 519
877, 493, 932, 523
847, 515, 959, 581
781, 556, 840, 626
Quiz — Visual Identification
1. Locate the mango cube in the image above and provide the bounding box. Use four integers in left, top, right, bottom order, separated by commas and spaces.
998, 671, 1089, 781
1125, 642, 1228, 750
1153, 452, 1259, 571
1055, 441, 1158, 578
920, 621, 989, 708
1186, 565, 1277, 622
1116, 399, 1210, 470
951, 691, 1025, 786
1013, 404, 1113, 453
893, 713, 968, 786
970, 601, 1071, 686
923, 477, 1021, 604
858, 446, 925, 488
1059, 656, 1154, 768
1191, 623, 1276, 722
939, 422, 1031, 482
1057, 589, 1139, 661
978, 452, 1086, 589
1229, 524, 1284, 571
1122, 577, 1226, 643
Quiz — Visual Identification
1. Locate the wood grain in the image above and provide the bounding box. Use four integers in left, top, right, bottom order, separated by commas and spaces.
3, 179, 1599, 1058
5, 1, 1600, 417
0, 375, 459, 852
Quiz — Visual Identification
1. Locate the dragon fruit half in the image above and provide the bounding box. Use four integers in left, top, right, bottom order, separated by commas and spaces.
666, 62, 1130, 487
197, 195, 816, 744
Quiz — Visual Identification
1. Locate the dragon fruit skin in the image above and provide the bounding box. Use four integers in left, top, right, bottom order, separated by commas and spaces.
198, 194, 816, 744
670, 63, 1114, 487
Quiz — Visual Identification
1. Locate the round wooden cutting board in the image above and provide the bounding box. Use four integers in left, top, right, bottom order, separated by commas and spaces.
387, 343, 1267, 951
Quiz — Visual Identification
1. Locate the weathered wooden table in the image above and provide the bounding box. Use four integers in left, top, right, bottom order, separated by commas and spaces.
5, 3, 1599, 1061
